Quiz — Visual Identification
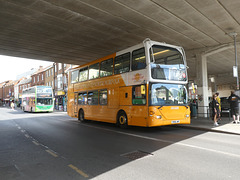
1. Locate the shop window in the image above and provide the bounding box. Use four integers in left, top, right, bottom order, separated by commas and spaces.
132, 85, 146, 105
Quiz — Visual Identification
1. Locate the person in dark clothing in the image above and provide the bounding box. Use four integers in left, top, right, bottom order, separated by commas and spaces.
212, 94, 220, 126
228, 91, 240, 124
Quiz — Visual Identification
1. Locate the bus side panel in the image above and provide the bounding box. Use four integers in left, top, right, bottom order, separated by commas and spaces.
85, 105, 116, 123
119, 87, 132, 106
119, 86, 148, 127
67, 92, 75, 118
129, 106, 148, 127
67, 81, 75, 117
108, 88, 119, 109
84, 88, 119, 123
119, 87, 133, 125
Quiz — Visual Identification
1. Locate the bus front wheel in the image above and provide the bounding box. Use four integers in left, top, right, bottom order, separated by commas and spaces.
78, 109, 85, 122
117, 111, 128, 128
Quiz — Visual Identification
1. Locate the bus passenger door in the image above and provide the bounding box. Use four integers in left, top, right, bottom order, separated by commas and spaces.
74, 93, 78, 117
131, 85, 148, 127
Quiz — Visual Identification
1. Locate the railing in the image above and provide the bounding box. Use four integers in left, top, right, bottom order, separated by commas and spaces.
192, 105, 231, 121
197, 106, 210, 118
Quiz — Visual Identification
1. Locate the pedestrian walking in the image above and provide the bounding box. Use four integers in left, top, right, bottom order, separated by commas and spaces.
212, 94, 220, 126
228, 91, 240, 124
10, 101, 14, 110
215, 92, 221, 122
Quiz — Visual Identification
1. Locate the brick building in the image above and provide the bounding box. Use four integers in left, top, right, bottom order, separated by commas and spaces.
53, 63, 71, 111
0, 80, 16, 106
44, 65, 54, 89
31, 66, 45, 86
16, 78, 32, 106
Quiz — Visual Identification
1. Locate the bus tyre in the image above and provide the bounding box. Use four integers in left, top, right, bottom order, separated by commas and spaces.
79, 109, 85, 122
117, 111, 128, 128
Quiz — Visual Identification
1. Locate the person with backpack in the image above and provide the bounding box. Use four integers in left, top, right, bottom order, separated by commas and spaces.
228, 91, 240, 124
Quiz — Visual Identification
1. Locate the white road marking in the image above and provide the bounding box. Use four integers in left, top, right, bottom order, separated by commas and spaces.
82, 123, 240, 159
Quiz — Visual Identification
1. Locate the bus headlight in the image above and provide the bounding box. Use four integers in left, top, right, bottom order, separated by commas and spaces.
186, 114, 190, 118
149, 111, 155, 116
156, 115, 162, 119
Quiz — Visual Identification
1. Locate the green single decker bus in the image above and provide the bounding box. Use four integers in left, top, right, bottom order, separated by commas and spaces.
22, 86, 54, 112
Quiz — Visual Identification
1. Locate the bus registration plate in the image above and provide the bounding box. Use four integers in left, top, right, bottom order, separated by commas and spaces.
171, 120, 180, 124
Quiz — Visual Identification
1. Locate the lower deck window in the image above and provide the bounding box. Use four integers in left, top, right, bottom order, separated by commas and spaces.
88, 91, 99, 105
78, 92, 87, 105
99, 89, 107, 105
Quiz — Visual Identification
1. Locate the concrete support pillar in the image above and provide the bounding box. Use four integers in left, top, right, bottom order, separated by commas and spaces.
196, 54, 209, 117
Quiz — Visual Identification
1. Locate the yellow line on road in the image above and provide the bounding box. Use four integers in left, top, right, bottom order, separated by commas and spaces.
68, 164, 89, 178
32, 140, 39, 146
45, 150, 58, 158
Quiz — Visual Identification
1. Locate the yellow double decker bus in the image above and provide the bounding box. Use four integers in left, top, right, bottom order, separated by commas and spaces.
67, 39, 190, 127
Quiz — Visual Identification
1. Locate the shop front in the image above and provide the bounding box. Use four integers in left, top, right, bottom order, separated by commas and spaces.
55, 90, 67, 111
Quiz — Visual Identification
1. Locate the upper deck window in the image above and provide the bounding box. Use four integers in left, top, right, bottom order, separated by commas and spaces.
89, 63, 99, 80
100, 58, 113, 77
150, 45, 186, 81
79, 67, 88, 82
114, 53, 130, 74
71, 70, 79, 83
132, 48, 146, 71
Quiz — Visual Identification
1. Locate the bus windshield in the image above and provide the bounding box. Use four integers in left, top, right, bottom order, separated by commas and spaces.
150, 83, 187, 106
37, 98, 53, 105
150, 45, 186, 81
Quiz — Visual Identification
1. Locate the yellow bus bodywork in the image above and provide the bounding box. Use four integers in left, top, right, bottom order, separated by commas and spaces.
68, 75, 190, 127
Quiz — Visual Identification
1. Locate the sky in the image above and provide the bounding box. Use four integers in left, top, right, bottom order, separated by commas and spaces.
0, 55, 53, 83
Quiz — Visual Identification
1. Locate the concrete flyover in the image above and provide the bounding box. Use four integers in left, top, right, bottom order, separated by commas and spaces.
1, 0, 240, 115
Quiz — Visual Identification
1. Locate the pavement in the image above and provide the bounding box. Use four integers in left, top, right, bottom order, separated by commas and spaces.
176, 116, 240, 135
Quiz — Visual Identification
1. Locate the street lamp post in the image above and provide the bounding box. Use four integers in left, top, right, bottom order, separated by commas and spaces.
229, 32, 239, 90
